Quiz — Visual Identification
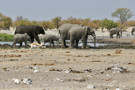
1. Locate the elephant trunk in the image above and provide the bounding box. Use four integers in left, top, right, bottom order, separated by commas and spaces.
91, 32, 96, 48
94, 36, 96, 48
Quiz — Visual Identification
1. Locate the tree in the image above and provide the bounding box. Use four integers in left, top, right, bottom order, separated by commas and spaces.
0, 13, 12, 29
52, 16, 61, 29
112, 8, 133, 24
90, 20, 101, 30
100, 18, 118, 30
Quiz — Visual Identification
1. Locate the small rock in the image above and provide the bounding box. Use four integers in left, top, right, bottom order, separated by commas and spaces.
13, 78, 20, 84
86, 85, 95, 89
23, 78, 32, 84
55, 78, 64, 83
34, 69, 39, 73
33, 66, 38, 70
116, 88, 121, 90
65, 70, 70, 73
106, 64, 128, 73
84, 68, 92, 73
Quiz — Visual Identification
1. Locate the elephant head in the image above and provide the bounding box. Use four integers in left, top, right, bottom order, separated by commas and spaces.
35, 26, 45, 35
24, 33, 31, 41
85, 26, 96, 47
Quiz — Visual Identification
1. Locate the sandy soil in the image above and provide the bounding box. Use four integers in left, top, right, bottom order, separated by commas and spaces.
0, 48, 135, 90
0, 27, 135, 89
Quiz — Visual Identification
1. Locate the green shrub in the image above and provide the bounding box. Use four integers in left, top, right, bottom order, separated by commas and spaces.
0, 33, 13, 41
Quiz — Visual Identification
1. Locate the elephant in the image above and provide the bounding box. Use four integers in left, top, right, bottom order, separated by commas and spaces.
39, 34, 59, 47
131, 28, 135, 35
15, 25, 45, 44
68, 26, 96, 48
11, 33, 31, 48
58, 24, 83, 48
109, 28, 122, 38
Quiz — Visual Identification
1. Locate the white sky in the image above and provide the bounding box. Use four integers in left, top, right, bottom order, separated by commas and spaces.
0, 0, 135, 21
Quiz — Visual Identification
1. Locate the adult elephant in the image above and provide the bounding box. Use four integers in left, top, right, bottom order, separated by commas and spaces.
58, 24, 82, 48
15, 25, 45, 44
109, 28, 121, 38
131, 28, 135, 35
68, 26, 96, 48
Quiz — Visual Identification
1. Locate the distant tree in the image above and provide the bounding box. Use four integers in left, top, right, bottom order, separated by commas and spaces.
126, 20, 135, 26
40, 21, 53, 30
112, 8, 133, 24
16, 16, 23, 20
52, 16, 61, 29
0, 13, 5, 20
31, 21, 39, 26
90, 20, 101, 30
100, 18, 118, 30
81, 18, 91, 26
13, 16, 35, 27
13, 20, 31, 27
0, 13, 12, 29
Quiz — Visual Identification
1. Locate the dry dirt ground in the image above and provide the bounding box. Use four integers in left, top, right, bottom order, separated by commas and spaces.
0, 48, 135, 90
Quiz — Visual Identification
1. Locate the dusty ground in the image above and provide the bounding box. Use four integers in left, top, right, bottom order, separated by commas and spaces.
0, 28, 135, 90
0, 48, 135, 90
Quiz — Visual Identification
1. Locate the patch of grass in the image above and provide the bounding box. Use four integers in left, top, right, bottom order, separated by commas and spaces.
0, 33, 13, 41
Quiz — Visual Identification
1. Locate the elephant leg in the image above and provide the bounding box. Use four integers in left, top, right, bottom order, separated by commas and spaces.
70, 38, 75, 48
52, 40, 55, 47
110, 34, 112, 38
24, 41, 27, 47
75, 40, 79, 48
118, 33, 120, 38
19, 42, 22, 48
112, 35, 113, 38
82, 41, 86, 48
61, 39, 68, 48
31, 37, 34, 43
82, 39, 87, 48
11, 41, 16, 48
49, 41, 52, 47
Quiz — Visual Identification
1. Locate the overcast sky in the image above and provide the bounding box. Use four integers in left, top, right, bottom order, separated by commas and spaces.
0, 0, 135, 21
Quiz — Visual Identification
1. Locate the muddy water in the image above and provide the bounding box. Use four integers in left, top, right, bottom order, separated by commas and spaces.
0, 41, 108, 47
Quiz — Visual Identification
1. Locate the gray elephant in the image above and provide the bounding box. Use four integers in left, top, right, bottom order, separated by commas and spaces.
131, 28, 135, 35
11, 33, 31, 48
58, 24, 82, 48
68, 26, 96, 48
109, 28, 122, 38
39, 34, 59, 47
15, 25, 45, 44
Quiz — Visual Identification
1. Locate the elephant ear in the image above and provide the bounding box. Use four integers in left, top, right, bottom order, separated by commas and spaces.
84, 26, 90, 36
34, 26, 40, 34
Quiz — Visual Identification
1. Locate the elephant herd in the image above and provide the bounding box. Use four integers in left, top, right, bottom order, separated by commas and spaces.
11, 24, 135, 49
11, 24, 96, 49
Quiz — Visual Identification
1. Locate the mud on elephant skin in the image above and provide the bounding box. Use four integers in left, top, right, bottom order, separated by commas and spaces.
15, 25, 45, 44
68, 26, 96, 49
11, 33, 31, 48
58, 24, 83, 48
39, 34, 59, 47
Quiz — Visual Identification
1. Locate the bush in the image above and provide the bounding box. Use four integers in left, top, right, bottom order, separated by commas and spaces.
0, 33, 13, 41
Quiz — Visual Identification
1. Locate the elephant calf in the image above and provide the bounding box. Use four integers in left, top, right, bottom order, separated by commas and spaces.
11, 33, 31, 48
39, 34, 59, 47
109, 28, 121, 38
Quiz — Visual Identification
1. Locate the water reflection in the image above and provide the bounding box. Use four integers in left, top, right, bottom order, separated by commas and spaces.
0, 41, 108, 47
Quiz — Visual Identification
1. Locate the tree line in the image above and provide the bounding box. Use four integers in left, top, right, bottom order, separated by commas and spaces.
0, 8, 134, 31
